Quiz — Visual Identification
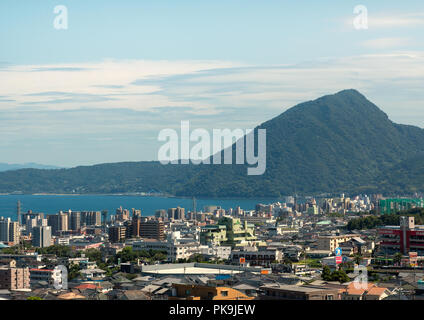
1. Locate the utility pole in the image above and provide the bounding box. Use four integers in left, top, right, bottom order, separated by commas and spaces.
17, 201, 21, 225
192, 197, 197, 223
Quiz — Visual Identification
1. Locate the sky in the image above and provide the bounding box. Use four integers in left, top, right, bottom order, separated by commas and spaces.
0, 0, 424, 167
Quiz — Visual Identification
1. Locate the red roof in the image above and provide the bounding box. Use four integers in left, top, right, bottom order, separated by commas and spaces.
75, 284, 99, 290
29, 268, 54, 272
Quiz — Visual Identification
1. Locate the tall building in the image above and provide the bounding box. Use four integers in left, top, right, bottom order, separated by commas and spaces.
140, 219, 165, 240
116, 207, 130, 221
168, 208, 177, 220
176, 207, 185, 220
155, 209, 167, 220
22, 211, 44, 224
132, 208, 142, 218
32, 225, 52, 248
167, 207, 185, 220
25, 214, 47, 236
101, 210, 108, 225
81, 211, 101, 226
47, 212, 68, 236
108, 226, 126, 243
131, 216, 142, 238
69, 211, 81, 231
0, 217, 20, 245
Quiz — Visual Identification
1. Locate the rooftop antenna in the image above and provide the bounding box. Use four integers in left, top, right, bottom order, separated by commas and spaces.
192, 197, 197, 222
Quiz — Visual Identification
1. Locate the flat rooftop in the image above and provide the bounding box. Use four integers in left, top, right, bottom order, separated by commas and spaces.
144, 267, 242, 275
142, 263, 266, 275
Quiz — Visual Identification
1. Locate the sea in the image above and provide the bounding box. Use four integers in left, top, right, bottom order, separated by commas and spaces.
0, 194, 282, 220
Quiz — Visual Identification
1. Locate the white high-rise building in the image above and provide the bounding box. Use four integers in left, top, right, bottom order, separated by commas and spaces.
0, 217, 20, 245
32, 225, 52, 248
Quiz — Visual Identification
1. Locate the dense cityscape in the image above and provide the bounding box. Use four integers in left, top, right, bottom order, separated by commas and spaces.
1, 194, 424, 300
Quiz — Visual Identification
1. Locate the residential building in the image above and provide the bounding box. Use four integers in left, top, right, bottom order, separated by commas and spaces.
30, 268, 63, 287
140, 219, 165, 240
81, 211, 102, 226
230, 247, 282, 267
108, 226, 126, 243
32, 225, 52, 248
200, 217, 257, 247
69, 211, 81, 231
260, 284, 340, 300
0, 267, 30, 290
170, 283, 254, 300
316, 234, 359, 251
0, 217, 20, 245
47, 212, 68, 236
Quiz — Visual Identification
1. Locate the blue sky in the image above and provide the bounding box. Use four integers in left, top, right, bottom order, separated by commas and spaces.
0, 0, 424, 166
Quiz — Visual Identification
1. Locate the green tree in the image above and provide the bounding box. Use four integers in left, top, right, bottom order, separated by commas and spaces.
393, 252, 403, 266
322, 265, 332, 281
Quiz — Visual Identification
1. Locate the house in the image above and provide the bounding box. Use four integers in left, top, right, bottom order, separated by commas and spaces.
260, 283, 340, 300
170, 283, 255, 300
79, 268, 106, 280
342, 282, 390, 300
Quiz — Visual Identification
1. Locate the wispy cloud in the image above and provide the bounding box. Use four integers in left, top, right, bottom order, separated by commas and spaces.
1, 54, 424, 165
370, 13, 424, 28
362, 37, 412, 49
345, 12, 424, 29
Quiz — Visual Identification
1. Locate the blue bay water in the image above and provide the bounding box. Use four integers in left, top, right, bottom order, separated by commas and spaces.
0, 195, 280, 220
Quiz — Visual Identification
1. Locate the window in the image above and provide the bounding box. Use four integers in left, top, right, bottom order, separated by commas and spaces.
221, 291, 228, 297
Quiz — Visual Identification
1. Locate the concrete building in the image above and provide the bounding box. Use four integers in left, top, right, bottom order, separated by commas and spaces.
230, 247, 283, 267
199, 245, 231, 260
0, 217, 20, 245
69, 211, 81, 231
200, 217, 257, 247
378, 216, 424, 255
140, 219, 165, 240
81, 211, 102, 226
0, 267, 30, 290
132, 239, 198, 262
316, 234, 359, 251
171, 283, 254, 300
260, 284, 340, 300
32, 225, 52, 248
108, 226, 126, 243
29, 267, 63, 287
47, 212, 68, 236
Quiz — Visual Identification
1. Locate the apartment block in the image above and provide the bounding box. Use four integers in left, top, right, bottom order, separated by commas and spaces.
0, 267, 30, 290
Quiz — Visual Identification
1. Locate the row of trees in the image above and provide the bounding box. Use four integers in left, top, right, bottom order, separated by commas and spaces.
346, 208, 424, 231
321, 265, 350, 283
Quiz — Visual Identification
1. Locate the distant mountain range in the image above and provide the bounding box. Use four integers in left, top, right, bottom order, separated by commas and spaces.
0, 89, 423, 197
0, 163, 62, 172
